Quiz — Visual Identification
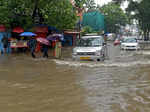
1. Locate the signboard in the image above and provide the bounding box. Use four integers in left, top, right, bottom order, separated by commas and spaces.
10, 41, 28, 48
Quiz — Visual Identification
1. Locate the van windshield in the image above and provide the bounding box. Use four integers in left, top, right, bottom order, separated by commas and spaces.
76, 37, 103, 47
123, 38, 137, 43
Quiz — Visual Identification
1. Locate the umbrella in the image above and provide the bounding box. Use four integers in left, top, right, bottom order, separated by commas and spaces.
0, 25, 6, 32
36, 37, 49, 45
20, 32, 37, 37
47, 34, 63, 41
12, 27, 24, 33
52, 34, 63, 37
47, 35, 57, 41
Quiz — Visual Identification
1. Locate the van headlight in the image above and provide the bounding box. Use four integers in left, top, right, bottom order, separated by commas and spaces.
95, 50, 101, 56
72, 49, 77, 55
72, 52, 77, 55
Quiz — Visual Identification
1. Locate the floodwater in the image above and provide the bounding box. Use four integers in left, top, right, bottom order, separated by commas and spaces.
1, 43, 150, 112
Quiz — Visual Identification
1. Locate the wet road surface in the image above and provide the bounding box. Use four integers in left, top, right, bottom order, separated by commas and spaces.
0, 43, 150, 112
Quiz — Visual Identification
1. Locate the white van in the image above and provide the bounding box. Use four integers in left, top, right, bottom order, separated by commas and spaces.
72, 35, 107, 61
121, 36, 140, 50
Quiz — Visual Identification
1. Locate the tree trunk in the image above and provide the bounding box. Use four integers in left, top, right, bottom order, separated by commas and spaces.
32, 0, 39, 23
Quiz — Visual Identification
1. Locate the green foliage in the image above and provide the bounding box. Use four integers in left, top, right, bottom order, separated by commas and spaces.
84, 0, 96, 12
0, 0, 78, 30
72, 0, 96, 12
127, 0, 150, 40
43, 0, 77, 30
81, 26, 93, 35
0, 0, 100, 30
112, 0, 127, 5
74, 0, 86, 8
99, 2, 128, 33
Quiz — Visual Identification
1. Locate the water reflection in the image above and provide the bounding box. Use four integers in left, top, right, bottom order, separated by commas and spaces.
75, 66, 150, 112
0, 46, 150, 112
0, 55, 92, 112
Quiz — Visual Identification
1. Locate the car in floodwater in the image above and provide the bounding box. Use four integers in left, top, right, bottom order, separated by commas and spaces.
72, 35, 107, 61
121, 37, 140, 50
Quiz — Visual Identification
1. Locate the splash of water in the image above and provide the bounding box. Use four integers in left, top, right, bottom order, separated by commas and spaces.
54, 59, 150, 68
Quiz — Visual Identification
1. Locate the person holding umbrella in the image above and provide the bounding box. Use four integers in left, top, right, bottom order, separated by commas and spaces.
20, 32, 37, 58
41, 44, 49, 58
36, 37, 49, 58
28, 36, 37, 58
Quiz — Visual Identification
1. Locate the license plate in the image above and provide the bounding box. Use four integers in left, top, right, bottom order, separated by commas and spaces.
80, 57, 90, 60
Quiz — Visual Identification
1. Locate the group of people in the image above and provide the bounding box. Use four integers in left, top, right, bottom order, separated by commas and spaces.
0, 33, 49, 58
0, 30, 63, 59
28, 37, 49, 58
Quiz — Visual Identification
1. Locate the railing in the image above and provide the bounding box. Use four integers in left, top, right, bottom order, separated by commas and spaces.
138, 40, 150, 50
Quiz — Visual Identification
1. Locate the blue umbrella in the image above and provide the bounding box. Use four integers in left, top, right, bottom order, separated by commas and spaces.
20, 32, 37, 37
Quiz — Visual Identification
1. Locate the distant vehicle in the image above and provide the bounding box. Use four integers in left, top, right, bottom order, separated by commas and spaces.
121, 37, 140, 50
114, 38, 121, 46
72, 35, 107, 61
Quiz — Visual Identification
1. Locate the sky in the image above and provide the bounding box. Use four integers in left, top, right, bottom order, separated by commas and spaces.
94, 0, 129, 10
94, 0, 112, 6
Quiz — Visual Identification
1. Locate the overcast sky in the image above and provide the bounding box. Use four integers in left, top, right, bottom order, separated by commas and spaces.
94, 0, 128, 10
94, 0, 112, 6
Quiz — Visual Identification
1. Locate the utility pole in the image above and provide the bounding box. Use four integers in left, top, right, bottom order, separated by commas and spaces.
32, 0, 43, 24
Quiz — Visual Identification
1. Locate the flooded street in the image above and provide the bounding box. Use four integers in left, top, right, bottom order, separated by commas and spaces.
1, 43, 150, 112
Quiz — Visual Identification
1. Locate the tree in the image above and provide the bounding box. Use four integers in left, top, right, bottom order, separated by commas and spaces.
0, 0, 78, 30
84, 0, 96, 12
71, 0, 97, 13
126, 0, 150, 40
99, 2, 128, 33
74, 0, 86, 8
112, 0, 126, 4
43, 0, 77, 30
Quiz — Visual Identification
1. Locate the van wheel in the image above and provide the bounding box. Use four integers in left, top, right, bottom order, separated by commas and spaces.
97, 59, 100, 61
98, 57, 105, 61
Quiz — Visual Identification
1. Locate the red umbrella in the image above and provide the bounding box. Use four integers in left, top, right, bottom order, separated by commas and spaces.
0, 25, 6, 32
36, 37, 49, 45
12, 27, 24, 33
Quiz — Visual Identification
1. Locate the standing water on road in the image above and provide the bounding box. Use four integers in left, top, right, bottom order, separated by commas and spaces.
1, 44, 150, 112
